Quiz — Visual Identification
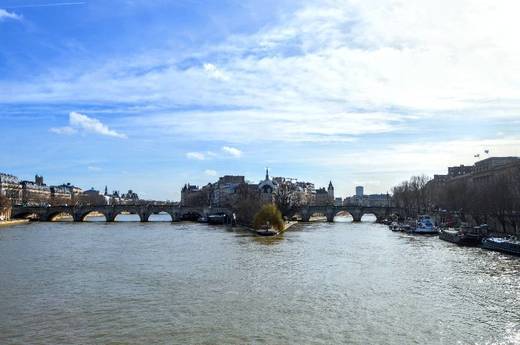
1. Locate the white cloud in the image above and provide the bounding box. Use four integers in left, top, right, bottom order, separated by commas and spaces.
204, 169, 217, 176
0, 9, 22, 21
186, 152, 205, 160
222, 146, 242, 158
69, 111, 126, 138
50, 126, 77, 135
5, 0, 520, 149
203, 63, 229, 81
50, 112, 126, 138
87, 165, 102, 171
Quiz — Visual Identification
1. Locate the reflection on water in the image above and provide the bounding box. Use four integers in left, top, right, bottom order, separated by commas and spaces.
0, 218, 519, 345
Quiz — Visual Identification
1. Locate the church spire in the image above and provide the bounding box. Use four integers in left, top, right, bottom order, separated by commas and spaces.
265, 167, 269, 181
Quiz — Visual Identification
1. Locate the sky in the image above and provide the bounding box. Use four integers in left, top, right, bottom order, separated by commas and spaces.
1, 0, 520, 201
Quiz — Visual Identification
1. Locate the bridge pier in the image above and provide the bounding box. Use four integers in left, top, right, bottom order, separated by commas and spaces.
140, 213, 150, 222
326, 208, 335, 222
351, 210, 363, 222
300, 208, 311, 222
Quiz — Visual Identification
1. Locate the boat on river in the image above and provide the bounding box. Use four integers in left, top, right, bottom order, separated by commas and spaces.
208, 214, 227, 225
413, 215, 438, 234
481, 237, 520, 256
256, 229, 279, 236
197, 216, 208, 223
439, 225, 485, 246
389, 222, 400, 231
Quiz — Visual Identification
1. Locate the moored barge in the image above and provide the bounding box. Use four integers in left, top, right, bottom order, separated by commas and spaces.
481, 237, 520, 256
439, 226, 484, 246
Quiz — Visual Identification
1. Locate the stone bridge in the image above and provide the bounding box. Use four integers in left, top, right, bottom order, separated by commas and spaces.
12, 205, 233, 223
289, 205, 402, 222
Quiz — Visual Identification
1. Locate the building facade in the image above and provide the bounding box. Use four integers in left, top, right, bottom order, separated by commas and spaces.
50, 186, 72, 205
448, 165, 474, 177
21, 180, 51, 206
0, 173, 22, 205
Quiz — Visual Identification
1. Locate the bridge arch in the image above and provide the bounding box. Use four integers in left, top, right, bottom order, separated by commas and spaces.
112, 210, 145, 222
46, 211, 74, 222
360, 213, 378, 222
77, 211, 108, 222
12, 211, 42, 221
147, 211, 174, 222
333, 210, 354, 222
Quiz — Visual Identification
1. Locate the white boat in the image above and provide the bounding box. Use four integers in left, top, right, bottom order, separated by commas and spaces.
389, 222, 400, 231
413, 215, 438, 234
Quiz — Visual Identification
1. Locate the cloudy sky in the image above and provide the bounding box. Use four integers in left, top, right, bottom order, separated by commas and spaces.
2, 0, 520, 200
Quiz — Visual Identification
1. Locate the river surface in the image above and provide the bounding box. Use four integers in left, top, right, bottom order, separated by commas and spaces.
0, 215, 519, 345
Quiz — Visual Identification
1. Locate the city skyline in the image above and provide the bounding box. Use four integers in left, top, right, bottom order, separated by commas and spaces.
3, 0, 520, 200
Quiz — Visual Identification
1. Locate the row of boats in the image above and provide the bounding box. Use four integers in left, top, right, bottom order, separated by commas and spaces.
387, 215, 520, 256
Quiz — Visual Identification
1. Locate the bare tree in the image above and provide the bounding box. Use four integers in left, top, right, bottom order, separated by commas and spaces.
232, 183, 262, 226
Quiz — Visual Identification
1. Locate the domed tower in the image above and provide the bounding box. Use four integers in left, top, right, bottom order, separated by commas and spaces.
327, 181, 334, 201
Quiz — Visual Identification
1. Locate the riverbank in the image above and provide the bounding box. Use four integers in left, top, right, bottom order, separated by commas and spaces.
0, 219, 29, 228
283, 221, 298, 231
243, 220, 298, 236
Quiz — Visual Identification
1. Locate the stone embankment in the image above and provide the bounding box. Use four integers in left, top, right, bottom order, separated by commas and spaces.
0, 219, 30, 228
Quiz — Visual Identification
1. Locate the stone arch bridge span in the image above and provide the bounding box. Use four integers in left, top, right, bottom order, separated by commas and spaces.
289, 205, 402, 222
12, 205, 233, 223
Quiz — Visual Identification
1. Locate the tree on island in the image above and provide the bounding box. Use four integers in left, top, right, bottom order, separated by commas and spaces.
273, 180, 307, 217
253, 204, 285, 232
232, 183, 262, 226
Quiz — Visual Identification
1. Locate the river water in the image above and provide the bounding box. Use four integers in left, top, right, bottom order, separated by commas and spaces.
0, 215, 519, 345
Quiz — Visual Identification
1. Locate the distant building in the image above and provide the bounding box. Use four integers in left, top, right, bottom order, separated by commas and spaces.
181, 183, 211, 207
434, 157, 520, 186
366, 193, 391, 207
0, 173, 22, 205
448, 165, 474, 177
80, 188, 106, 205
35, 175, 44, 186
474, 157, 519, 173
258, 169, 277, 204
57, 183, 83, 197
212, 175, 245, 207
122, 190, 139, 201
471, 157, 520, 185
328, 181, 334, 201
50, 185, 72, 205
21, 178, 51, 205
313, 188, 330, 206
432, 174, 449, 183
344, 186, 392, 207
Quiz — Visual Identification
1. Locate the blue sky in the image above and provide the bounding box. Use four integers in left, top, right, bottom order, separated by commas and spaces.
2, 0, 520, 200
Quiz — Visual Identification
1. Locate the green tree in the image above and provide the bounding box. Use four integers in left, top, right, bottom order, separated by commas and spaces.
253, 204, 285, 232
